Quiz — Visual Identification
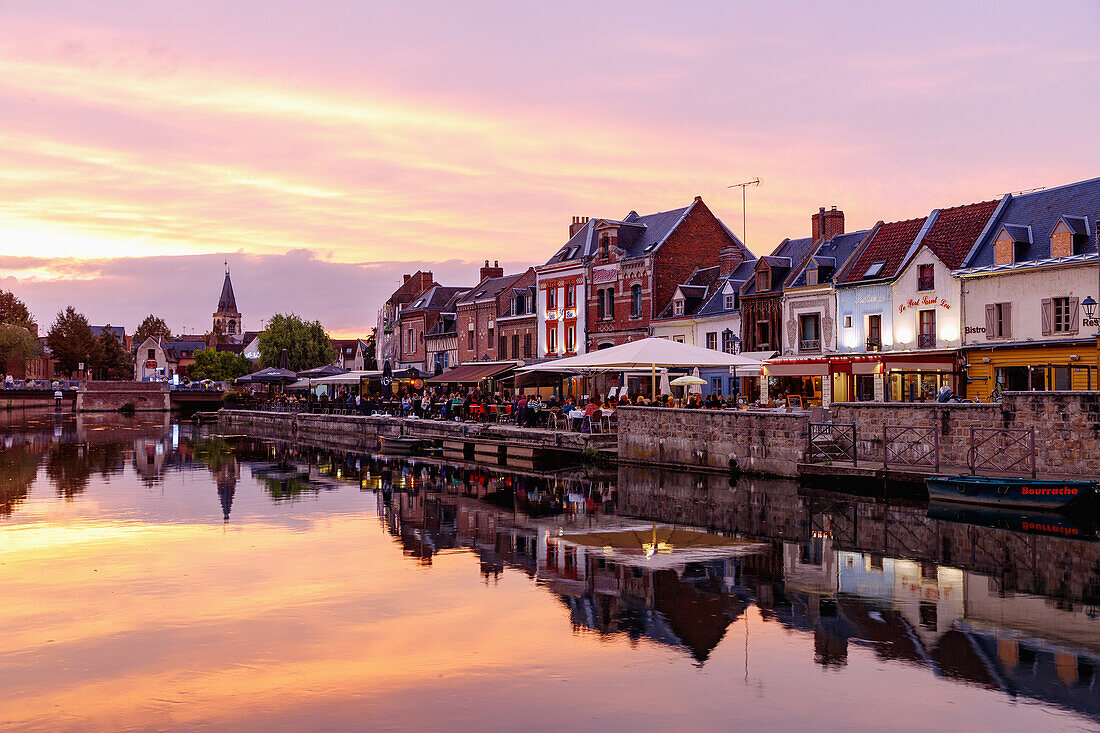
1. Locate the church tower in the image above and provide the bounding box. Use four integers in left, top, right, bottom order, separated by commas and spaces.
213, 262, 242, 342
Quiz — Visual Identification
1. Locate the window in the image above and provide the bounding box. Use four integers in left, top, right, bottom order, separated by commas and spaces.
711, 378, 722, 395
755, 321, 771, 349
799, 314, 821, 352
499, 335, 507, 359
599, 235, 609, 257
565, 286, 575, 308
986, 302, 1012, 338
867, 314, 882, 350
863, 261, 886, 279
514, 295, 525, 316
468, 330, 475, 350
566, 326, 575, 352
147, 349, 155, 360
1054, 297, 1072, 333
725, 293, 736, 311
512, 334, 519, 359
673, 299, 684, 316
673, 335, 685, 344
843, 315, 852, 329
547, 327, 557, 353
487, 327, 494, 349
227, 320, 237, 334
706, 332, 718, 350
917, 264, 935, 291
756, 270, 770, 292
523, 333, 532, 358
547, 288, 557, 311
407, 328, 414, 353
918, 309, 936, 347
631, 285, 642, 317
596, 289, 605, 319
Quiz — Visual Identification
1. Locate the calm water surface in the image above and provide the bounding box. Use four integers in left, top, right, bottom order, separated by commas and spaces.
0, 410, 1098, 732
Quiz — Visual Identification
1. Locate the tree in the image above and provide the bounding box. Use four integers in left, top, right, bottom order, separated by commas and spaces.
0, 324, 40, 376
187, 349, 253, 382
257, 313, 336, 371
133, 314, 172, 346
0, 290, 35, 329
47, 306, 97, 377
91, 325, 133, 381
364, 331, 376, 370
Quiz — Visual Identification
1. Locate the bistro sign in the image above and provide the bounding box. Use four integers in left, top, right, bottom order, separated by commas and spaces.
898, 294, 951, 314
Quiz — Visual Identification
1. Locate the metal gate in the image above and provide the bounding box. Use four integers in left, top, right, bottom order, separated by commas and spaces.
806, 422, 857, 465
883, 425, 939, 472
968, 427, 1036, 477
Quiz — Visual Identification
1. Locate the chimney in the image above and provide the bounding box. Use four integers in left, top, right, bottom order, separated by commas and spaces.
569, 216, 590, 238
812, 206, 845, 242
480, 259, 504, 280
719, 245, 743, 278
403, 274, 411, 283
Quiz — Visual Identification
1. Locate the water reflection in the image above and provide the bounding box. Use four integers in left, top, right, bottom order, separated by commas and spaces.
0, 411, 1097, 731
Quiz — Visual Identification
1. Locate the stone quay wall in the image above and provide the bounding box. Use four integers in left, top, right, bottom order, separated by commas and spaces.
616, 406, 809, 476
218, 410, 614, 454
617, 392, 1100, 478
76, 381, 170, 412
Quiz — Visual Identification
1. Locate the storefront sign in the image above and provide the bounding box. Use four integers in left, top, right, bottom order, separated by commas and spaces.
898, 295, 951, 314
965, 326, 986, 335
592, 265, 619, 284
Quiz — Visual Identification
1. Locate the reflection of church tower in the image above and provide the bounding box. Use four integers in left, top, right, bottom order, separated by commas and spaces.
213, 262, 242, 343
215, 459, 239, 524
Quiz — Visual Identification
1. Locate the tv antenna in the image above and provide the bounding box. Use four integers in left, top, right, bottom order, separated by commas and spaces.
727, 177, 762, 247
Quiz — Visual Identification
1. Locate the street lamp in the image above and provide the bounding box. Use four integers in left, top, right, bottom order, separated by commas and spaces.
1083, 295, 1097, 321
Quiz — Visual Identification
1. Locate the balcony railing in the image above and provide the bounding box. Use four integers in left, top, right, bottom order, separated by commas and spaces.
917, 276, 935, 291
918, 333, 936, 348
799, 338, 821, 352
865, 337, 882, 351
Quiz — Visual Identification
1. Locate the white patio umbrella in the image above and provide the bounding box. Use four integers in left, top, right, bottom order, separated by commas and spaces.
659, 371, 672, 396
518, 337, 758, 397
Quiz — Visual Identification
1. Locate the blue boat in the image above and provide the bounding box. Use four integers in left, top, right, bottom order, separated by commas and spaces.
926, 475, 1099, 510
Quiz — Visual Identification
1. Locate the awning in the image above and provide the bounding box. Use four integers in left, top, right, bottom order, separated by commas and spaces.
427, 362, 516, 384
852, 361, 882, 375
882, 353, 957, 371
763, 359, 829, 377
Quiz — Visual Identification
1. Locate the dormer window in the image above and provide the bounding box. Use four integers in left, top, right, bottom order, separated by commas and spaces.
673, 299, 684, 316
1051, 216, 1090, 258
599, 235, 610, 258
756, 269, 770, 292
806, 266, 818, 287
724, 294, 736, 310
994, 224, 1031, 265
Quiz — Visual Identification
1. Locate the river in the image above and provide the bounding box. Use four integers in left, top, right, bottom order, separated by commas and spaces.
0, 410, 1097, 732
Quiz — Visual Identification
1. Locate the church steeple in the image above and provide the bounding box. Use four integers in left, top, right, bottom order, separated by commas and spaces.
213, 262, 242, 342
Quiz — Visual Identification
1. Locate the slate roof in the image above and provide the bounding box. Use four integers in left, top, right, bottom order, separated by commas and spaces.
404, 286, 470, 314
842, 217, 927, 284
542, 200, 749, 265
458, 273, 525, 305
697, 260, 756, 317
788, 230, 870, 287
963, 177, 1100, 268
915, 199, 1000, 270
655, 266, 721, 319
164, 340, 207, 361
741, 237, 816, 296
90, 325, 125, 341
217, 271, 237, 313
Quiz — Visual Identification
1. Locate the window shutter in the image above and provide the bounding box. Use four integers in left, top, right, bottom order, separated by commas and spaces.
1069, 297, 1080, 334
1041, 298, 1052, 336
985, 304, 995, 337
1002, 303, 1012, 338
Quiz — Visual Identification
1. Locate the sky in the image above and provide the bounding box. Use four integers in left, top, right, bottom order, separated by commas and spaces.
1, 1, 1099, 337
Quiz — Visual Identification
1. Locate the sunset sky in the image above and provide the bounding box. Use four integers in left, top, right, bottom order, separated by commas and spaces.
2, 1, 1099, 337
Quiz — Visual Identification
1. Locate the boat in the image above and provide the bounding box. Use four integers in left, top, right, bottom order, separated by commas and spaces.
926, 501, 1097, 541
926, 474, 1099, 510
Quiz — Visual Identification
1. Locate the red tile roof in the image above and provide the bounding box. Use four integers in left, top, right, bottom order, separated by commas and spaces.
918, 199, 999, 269
843, 217, 927, 283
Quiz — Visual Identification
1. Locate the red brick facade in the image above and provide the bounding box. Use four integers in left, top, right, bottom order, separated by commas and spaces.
585, 197, 745, 349
456, 268, 536, 364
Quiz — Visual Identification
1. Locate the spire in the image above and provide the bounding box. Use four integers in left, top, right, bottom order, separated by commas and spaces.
217, 267, 238, 314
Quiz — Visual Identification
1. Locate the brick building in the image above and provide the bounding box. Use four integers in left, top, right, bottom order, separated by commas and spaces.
495, 273, 538, 362
396, 285, 469, 371
376, 270, 436, 370
424, 290, 466, 375
583, 197, 749, 350
455, 262, 536, 364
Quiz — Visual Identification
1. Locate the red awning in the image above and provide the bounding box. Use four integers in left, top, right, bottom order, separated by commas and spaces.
426, 362, 516, 384
763, 359, 829, 377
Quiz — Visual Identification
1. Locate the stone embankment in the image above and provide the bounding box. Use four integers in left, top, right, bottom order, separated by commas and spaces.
616, 392, 1100, 479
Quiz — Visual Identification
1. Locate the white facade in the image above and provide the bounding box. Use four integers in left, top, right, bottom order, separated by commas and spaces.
536, 262, 587, 358
650, 317, 696, 344
134, 336, 171, 380
889, 248, 962, 351
780, 285, 837, 357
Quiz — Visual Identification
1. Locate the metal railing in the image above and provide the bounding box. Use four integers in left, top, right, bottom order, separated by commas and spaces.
799, 338, 821, 352
883, 425, 939, 471
865, 337, 882, 352
967, 427, 1036, 477
917, 333, 936, 348
806, 422, 857, 465
917, 275, 935, 291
